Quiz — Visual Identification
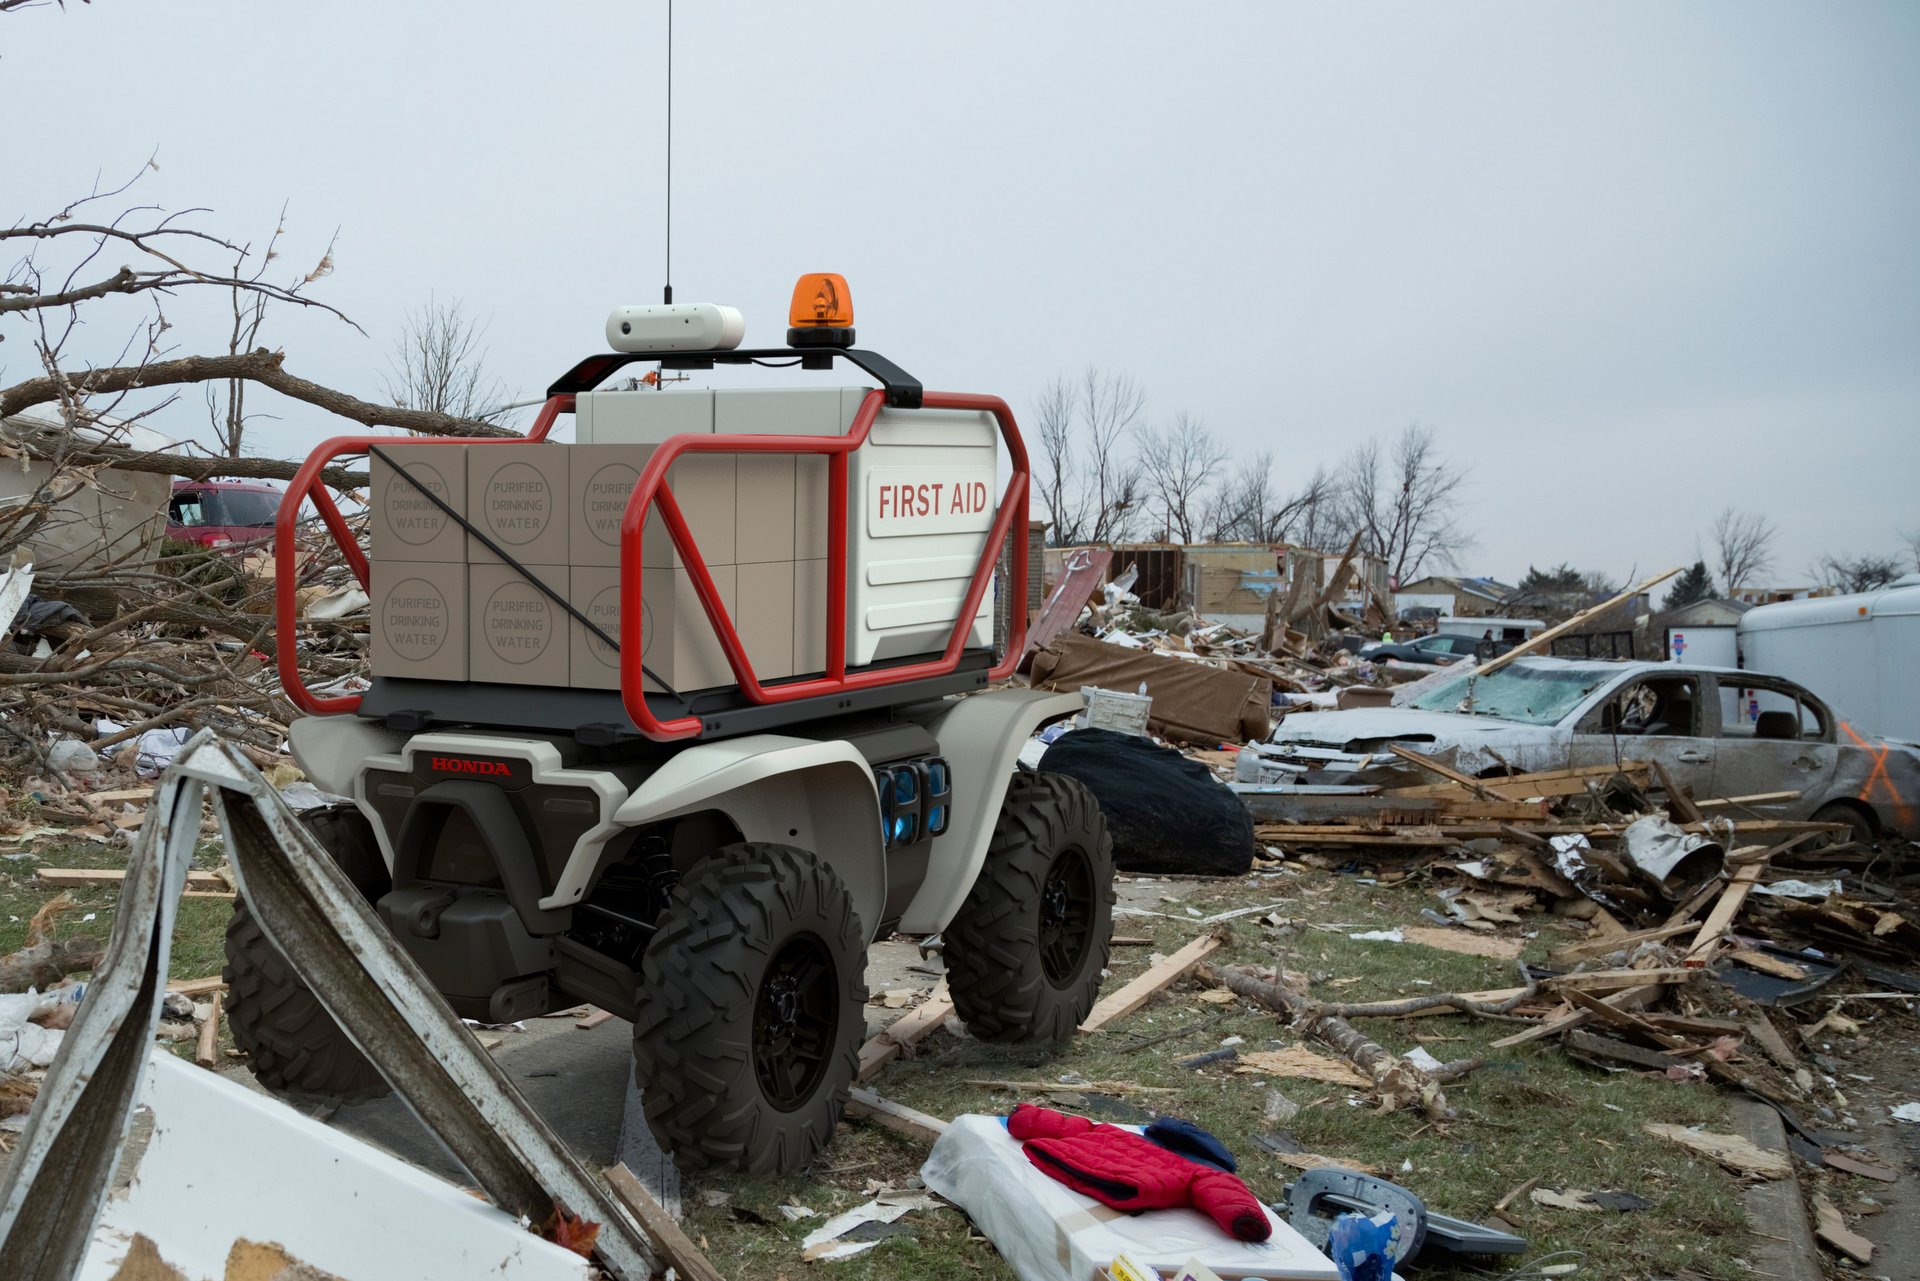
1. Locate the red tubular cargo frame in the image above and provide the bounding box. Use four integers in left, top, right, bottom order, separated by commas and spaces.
273, 387, 1029, 743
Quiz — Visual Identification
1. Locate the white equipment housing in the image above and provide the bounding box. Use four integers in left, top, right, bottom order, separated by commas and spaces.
575, 385, 995, 669
605, 303, 746, 353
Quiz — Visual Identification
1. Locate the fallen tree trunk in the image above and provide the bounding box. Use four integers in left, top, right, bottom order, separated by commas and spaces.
1201, 962, 1461, 1122
0, 936, 102, 992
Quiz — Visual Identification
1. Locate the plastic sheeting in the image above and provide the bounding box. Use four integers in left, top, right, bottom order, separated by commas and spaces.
921, 1115, 1336, 1281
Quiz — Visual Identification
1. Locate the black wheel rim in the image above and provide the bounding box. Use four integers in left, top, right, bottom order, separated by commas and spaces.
753, 933, 838, 1112
1039, 846, 1096, 988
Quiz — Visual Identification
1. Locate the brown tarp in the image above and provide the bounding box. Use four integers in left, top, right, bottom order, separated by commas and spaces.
1029, 633, 1272, 744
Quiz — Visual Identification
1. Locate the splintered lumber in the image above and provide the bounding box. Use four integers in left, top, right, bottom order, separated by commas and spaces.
1079, 935, 1222, 1033
35, 867, 230, 893
1388, 762, 1651, 801
1488, 983, 1670, 1049
857, 981, 953, 1080
1238, 792, 1544, 824
845, 1087, 949, 1144
1548, 921, 1697, 966
1811, 1193, 1876, 1263
574, 1007, 615, 1031
1542, 967, 1692, 993
194, 993, 222, 1069
1697, 791, 1801, 810
1649, 759, 1705, 825
603, 1163, 723, 1281
167, 976, 227, 997
1387, 744, 1500, 802
1473, 568, 1683, 679
1560, 989, 1799, 1109
1566, 1030, 1686, 1072
1730, 949, 1809, 981
1686, 863, 1766, 965
1644, 1122, 1791, 1179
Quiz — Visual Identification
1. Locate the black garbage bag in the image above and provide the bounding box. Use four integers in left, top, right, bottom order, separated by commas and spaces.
1040, 727, 1256, 876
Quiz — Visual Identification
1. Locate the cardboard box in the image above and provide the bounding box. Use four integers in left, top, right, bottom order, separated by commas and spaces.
575, 389, 713, 444
735, 454, 796, 565
569, 445, 648, 568
794, 558, 829, 676
370, 445, 466, 563
796, 456, 831, 560
468, 445, 569, 565
370, 560, 467, 681
713, 387, 865, 562
469, 563, 570, 686
736, 560, 795, 681
644, 455, 737, 569
567, 444, 737, 569
569, 564, 738, 694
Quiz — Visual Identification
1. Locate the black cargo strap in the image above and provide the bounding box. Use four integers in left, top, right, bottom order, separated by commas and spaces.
367, 443, 686, 705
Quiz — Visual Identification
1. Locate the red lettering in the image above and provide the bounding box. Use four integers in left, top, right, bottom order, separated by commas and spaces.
428, 756, 512, 777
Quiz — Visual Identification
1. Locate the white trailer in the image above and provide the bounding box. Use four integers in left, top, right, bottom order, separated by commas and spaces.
1738, 575, 1920, 744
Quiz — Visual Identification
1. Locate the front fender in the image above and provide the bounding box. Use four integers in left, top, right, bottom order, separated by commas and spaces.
614, 735, 887, 943
897, 688, 1085, 934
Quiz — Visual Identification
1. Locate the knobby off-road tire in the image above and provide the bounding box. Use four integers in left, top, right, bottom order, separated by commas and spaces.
632, 843, 867, 1176
223, 803, 392, 1102
946, 771, 1116, 1043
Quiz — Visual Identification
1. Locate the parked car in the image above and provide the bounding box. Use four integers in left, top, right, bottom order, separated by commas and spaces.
166, 480, 280, 549
1359, 632, 1496, 666
1267, 657, 1920, 842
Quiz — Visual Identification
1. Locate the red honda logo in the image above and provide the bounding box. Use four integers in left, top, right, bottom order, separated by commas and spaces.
428, 756, 512, 777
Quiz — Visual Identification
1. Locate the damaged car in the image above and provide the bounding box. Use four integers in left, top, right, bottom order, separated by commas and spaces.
1266, 657, 1920, 842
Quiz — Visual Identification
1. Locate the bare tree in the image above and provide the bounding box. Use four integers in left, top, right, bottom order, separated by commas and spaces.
1813, 552, 1903, 595
379, 296, 514, 425
1703, 507, 1778, 595
1136, 412, 1226, 543
1029, 367, 1145, 544
1207, 454, 1338, 547
1332, 424, 1472, 584
1903, 527, 1920, 574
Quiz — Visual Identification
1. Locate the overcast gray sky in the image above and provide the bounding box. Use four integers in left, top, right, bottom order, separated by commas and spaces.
9, 1, 1917, 589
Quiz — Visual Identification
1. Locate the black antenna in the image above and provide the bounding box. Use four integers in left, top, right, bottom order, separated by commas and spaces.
663, 0, 673, 305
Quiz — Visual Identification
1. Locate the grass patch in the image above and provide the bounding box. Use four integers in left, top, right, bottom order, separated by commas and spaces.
0, 833, 233, 982
688, 868, 1756, 1280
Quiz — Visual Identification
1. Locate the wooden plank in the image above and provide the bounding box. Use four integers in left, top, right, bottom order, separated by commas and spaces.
1543, 967, 1692, 993
1697, 791, 1801, 810
1386, 744, 1499, 801
1388, 763, 1651, 801
1645, 1121, 1791, 1180
1488, 984, 1670, 1049
1649, 759, 1705, 825
856, 982, 953, 1082
167, 976, 227, 996
1566, 1029, 1685, 1072
1823, 1151, 1899, 1183
1743, 1017, 1799, 1072
1686, 863, 1766, 965
1548, 922, 1697, 966
1079, 935, 1223, 1033
1730, 949, 1808, 981
602, 1163, 724, 1281
1811, 1194, 1875, 1263
87, 787, 154, 804
1473, 568, 1683, 680
194, 992, 222, 1069
575, 1007, 615, 1031
36, 868, 229, 893
845, 1087, 949, 1144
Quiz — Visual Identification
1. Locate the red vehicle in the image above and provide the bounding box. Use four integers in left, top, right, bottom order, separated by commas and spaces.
167, 479, 280, 549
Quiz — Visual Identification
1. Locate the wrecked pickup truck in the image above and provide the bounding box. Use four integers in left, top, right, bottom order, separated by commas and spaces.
1268, 657, 1920, 842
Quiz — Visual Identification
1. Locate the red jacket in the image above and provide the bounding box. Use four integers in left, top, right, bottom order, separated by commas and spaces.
1007, 1104, 1270, 1242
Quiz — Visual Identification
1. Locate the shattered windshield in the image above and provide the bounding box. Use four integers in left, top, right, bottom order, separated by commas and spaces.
201, 489, 279, 527
1405, 664, 1615, 726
